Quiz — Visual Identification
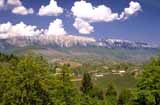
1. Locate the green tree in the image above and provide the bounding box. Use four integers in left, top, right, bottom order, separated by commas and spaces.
80, 95, 103, 105
135, 55, 160, 105
117, 89, 132, 105
80, 72, 93, 94
57, 65, 80, 105
0, 53, 59, 105
105, 83, 117, 105
91, 87, 104, 100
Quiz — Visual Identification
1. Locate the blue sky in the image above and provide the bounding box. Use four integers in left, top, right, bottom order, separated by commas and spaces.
0, 0, 160, 44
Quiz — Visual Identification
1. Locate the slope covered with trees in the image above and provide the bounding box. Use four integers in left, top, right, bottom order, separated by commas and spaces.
0, 52, 159, 105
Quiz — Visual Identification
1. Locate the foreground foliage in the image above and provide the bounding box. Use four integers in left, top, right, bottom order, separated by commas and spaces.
133, 55, 160, 105
0, 52, 159, 105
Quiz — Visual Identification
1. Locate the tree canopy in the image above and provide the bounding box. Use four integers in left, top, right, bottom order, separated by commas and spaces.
0, 52, 159, 105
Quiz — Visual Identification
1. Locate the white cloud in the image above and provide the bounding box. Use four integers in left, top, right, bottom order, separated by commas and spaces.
73, 18, 94, 34
7, 0, 22, 6
12, 5, 34, 15
120, 1, 142, 19
38, 0, 63, 16
0, 22, 42, 39
0, 19, 67, 39
6, 0, 35, 15
10, 22, 42, 36
0, 22, 12, 33
45, 19, 67, 35
71, 1, 142, 34
71, 1, 118, 22
0, 0, 4, 8
71, 1, 118, 34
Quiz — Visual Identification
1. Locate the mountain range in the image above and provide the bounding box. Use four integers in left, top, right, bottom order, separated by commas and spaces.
0, 35, 159, 62
0, 35, 158, 49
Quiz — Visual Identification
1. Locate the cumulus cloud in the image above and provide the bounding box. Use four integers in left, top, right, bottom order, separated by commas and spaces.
71, 0, 119, 34
73, 18, 94, 34
0, 22, 42, 39
71, 1, 118, 22
3, 0, 35, 15
7, 0, 22, 6
45, 19, 67, 35
0, 22, 12, 33
9, 0, 35, 15
38, 0, 63, 16
120, 1, 142, 19
0, 0, 4, 8
12, 5, 34, 15
0, 18, 67, 39
71, 1, 142, 34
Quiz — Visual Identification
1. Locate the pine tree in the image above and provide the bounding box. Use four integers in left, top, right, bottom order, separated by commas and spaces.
57, 64, 80, 105
80, 72, 93, 94
105, 83, 117, 105
117, 89, 132, 105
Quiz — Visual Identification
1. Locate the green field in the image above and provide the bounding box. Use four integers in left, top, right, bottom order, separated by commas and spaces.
74, 73, 137, 93
95, 74, 137, 91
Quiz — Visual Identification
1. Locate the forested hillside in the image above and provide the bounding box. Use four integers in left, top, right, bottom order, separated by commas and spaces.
0, 52, 159, 105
